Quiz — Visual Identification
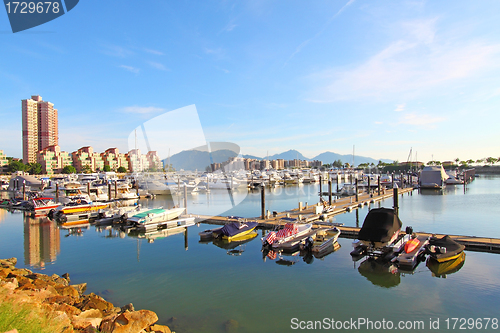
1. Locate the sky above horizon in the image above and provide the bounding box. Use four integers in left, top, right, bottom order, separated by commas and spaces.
1, 0, 499, 164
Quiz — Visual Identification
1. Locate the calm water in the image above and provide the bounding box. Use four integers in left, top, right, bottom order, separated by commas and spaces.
1, 176, 500, 332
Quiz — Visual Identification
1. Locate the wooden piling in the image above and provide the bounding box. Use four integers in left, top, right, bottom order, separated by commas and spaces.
393, 187, 399, 216
355, 178, 359, 202
377, 176, 381, 196
261, 185, 265, 219
319, 175, 322, 197
22, 181, 26, 200
184, 184, 188, 214
328, 179, 332, 205
114, 181, 118, 199
87, 183, 90, 196
55, 183, 59, 200
108, 183, 112, 201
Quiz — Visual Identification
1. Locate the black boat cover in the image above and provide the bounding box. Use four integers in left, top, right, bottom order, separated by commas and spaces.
428, 235, 465, 260
214, 221, 259, 237
358, 208, 402, 243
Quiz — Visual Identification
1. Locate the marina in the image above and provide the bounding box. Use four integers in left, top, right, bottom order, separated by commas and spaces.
0, 174, 500, 332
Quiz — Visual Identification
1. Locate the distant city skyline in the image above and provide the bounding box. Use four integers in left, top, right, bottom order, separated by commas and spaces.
1, 1, 499, 163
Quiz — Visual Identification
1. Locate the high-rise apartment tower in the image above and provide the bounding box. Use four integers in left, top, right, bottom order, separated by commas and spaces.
22, 95, 58, 164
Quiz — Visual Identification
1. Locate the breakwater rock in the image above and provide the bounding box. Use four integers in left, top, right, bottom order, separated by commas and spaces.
0, 258, 172, 333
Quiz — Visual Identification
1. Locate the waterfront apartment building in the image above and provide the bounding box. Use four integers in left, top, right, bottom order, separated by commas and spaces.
72, 147, 105, 173
101, 148, 129, 171
0, 150, 7, 172
22, 95, 58, 164
37, 145, 73, 174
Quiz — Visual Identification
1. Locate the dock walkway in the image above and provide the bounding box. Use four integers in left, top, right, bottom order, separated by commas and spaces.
189, 186, 500, 254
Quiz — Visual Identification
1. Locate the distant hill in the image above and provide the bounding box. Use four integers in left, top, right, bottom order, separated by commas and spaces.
165, 148, 393, 171
267, 149, 309, 161
312, 151, 392, 166
165, 149, 238, 171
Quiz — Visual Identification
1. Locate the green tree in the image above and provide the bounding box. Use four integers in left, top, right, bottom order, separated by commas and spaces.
103, 165, 111, 172
466, 159, 474, 165
27, 163, 42, 175
8, 160, 26, 172
62, 165, 76, 174
332, 159, 343, 168
486, 157, 496, 166
117, 166, 127, 173
82, 165, 93, 174
455, 158, 460, 165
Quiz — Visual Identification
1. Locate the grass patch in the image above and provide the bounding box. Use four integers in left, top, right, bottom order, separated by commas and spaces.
0, 297, 69, 333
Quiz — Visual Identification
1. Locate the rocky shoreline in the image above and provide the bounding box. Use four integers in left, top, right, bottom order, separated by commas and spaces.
0, 258, 171, 333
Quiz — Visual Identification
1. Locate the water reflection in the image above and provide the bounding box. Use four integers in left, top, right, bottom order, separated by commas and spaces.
211, 231, 257, 256
426, 252, 466, 278
23, 213, 60, 269
358, 258, 400, 288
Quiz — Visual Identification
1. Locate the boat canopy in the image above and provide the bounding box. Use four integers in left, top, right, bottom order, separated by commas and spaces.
132, 208, 165, 219
358, 208, 402, 243
215, 221, 258, 237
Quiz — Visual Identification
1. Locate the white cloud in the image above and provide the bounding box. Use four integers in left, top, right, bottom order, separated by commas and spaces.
120, 65, 140, 74
306, 19, 500, 102
398, 112, 446, 127
101, 44, 133, 58
395, 103, 405, 112
148, 62, 169, 71
121, 106, 164, 114
144, 48, 164, 56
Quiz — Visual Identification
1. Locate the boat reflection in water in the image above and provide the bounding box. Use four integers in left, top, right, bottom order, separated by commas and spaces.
358, 258, 401, 288
426, 252, 466, 278
211, 231, 258, 256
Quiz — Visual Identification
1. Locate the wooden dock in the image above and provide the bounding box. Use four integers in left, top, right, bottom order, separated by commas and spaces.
188, 186, 500, 254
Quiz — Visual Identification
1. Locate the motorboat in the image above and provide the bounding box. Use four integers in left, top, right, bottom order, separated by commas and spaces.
26, 197, 61, 214
302, 227, 341, 253
127, 207, 186, 227
51, 198, 109, 221
350, 208, 412, 260
212, 218, 259, 241
419, 166, 449, 189
426, 235, 465, 263
262, 219, 313, 249
426, 251, 466, 278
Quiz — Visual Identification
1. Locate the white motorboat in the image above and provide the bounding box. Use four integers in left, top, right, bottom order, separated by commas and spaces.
127, 207, 186, 227
262, 219, 313, 249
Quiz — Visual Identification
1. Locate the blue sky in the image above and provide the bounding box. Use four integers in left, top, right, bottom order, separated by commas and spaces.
1, 0, 499, 164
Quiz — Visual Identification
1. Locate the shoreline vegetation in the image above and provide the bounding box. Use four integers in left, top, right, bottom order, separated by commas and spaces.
0, 258, 172, 333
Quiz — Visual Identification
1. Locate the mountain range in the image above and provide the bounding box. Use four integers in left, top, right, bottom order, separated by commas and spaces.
164, 148, 392, 171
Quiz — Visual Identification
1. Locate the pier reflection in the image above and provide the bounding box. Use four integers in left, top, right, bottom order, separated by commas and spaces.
23, 214, 60, 269
210, 231, 257, 256
358, 258, 400, 288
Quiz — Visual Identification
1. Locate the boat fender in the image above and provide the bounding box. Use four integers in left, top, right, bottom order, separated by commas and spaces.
76, 199, 81, 204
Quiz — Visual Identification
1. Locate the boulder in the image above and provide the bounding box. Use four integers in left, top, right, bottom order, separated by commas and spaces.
71, 283, 87, 296
71, 309, 103, 330
0, 257, 17, 268
148, 324, 172, 333
100, 310, 158, 333
224, 319, 239, 333
120, 303, 134, 313
55, 285, 80, 297
77, 293, 115, 315
56, 303, 82, 317
0, 267, 12, 278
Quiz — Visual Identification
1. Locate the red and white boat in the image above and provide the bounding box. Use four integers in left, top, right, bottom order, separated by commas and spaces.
27, 197, 61, 214
262, 219, 313, 249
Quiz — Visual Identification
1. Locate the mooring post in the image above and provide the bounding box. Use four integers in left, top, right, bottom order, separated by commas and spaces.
184, 228, 188, 251
108, 183, 112, 201
355, 178, 359, 202
56, 183, 59, 200
261, 185, 265, 219
393, 187, 399, 217
86, 182, 90, 197
378, 176, 381, 196
22, 181, 26, 200
367, 176, 371, 195
392, 172, 395, 188
184, 183, 188, 214
319, 175, 322, 197
328, 179, 332, 205
114, 180, 118, 199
